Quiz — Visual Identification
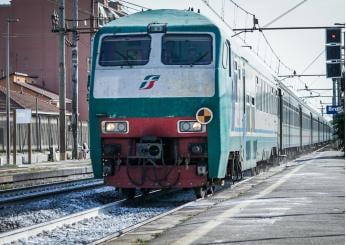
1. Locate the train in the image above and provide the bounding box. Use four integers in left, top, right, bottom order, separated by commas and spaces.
88, 9, 332, 198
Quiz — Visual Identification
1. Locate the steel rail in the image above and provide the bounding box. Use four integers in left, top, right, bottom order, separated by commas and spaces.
0, 178, 104, 205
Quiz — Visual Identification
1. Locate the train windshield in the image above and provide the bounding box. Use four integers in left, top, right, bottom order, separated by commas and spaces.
162, 34, 212, 65
99, 35, 151, 66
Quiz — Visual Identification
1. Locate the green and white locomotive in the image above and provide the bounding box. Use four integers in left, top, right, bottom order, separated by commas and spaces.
89, 9, 332, 198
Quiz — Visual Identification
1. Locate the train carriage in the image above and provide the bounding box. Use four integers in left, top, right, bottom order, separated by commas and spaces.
89, 9, 332, 198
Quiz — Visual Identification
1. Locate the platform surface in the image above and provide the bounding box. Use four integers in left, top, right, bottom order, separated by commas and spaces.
108, 149, 344, 245
0, 160, 93, 189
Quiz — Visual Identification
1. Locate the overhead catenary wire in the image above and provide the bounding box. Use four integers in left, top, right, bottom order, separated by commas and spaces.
300, 49, 325, 75
117, 0, 150, 11
201, 0, 296, 76
263, 0, 308, 27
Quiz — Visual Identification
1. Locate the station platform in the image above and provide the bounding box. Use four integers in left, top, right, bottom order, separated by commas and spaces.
113, 149, 345, 245
0, 159, 93, 190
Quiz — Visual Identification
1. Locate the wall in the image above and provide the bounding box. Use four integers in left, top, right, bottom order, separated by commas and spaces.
0, 0, 92, 120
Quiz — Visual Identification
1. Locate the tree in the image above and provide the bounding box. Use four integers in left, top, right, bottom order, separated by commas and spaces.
332, 111, 345, 151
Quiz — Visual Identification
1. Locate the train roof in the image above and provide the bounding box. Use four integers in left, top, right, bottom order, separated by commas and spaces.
103, 9, 215, 29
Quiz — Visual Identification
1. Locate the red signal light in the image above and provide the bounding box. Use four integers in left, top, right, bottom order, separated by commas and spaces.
326, 28, 341, 44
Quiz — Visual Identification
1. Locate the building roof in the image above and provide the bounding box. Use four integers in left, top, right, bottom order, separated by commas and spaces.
0, 72, 71, 103
0, 87, 61, 114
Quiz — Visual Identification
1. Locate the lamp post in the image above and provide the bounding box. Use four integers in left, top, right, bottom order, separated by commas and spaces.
6, 17, 19, 165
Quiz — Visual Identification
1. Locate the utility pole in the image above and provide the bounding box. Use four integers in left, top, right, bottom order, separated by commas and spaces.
72, 0, 79, 159
6, 18, 10, 165
337, 78, 341, 106
59, 0, 66, 161
6, 17, 19, 165
332, 78, 337, 106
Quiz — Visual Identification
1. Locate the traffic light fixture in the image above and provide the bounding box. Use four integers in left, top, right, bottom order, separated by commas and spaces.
325, 28, 342, 78
326, 28, 342, 44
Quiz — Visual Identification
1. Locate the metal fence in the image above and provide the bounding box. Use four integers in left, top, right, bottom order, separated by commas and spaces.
0, 113, 89, 153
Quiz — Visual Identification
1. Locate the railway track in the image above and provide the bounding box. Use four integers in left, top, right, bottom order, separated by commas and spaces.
0, 178, 104, 205
0, 189, 188, 244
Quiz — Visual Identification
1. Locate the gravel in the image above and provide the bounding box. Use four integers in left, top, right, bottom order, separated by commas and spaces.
24, 206, 170, 245
0, 186, 118, 233
3, 190, 197, 245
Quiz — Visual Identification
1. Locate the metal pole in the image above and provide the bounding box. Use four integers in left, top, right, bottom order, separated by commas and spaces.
337, 78, 341, 106
6, 19, 10, 164
59, 0, 66, 160
72, 0, 79, 159
13, 109, 16, 164
332, 78, 336, 106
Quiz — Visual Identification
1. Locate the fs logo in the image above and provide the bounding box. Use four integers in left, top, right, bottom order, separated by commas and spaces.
139, 75, 160, 90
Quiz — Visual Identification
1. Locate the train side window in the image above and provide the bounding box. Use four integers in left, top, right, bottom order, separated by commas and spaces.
252, 97, 255, 106
265, 83, 268, 113
264, 83, 268, 113
222, 41, 229, 69
228, 41, 232, 76
256, 77, 259, 110
234, 60, 238, 102
271, 87, 274, 114
261, 80, 264, 111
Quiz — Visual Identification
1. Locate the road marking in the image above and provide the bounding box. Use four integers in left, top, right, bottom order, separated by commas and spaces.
172, 156, 319, 245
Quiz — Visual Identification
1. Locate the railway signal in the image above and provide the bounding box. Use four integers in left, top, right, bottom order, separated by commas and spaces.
326, 28, 342, 44
325, 28, 342, 78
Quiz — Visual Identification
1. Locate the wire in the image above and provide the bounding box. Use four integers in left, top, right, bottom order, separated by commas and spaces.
117, 0, 150, 10
300, 49, 325, 75
201, 0, 295, 75
227, 0, 255, 16
263, 0, 308, 28
258, 25, 295, 74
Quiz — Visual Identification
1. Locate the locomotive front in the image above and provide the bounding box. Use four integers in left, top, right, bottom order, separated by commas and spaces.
89, 10, 222, 197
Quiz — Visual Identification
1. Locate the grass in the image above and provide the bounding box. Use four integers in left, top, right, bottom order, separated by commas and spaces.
0, 183, 12, 190
131, 239, 148, 245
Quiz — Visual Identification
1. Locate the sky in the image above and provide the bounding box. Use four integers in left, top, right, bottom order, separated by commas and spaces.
0, 0, 344, 119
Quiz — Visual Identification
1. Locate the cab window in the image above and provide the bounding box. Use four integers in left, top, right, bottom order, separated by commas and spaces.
162, 34, 212, 65
99, 35, 151, 66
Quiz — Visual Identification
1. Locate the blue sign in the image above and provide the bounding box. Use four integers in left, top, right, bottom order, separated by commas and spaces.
326, 105, 342, 115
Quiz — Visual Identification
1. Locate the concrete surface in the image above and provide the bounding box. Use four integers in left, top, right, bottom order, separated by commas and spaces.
0, 160, 93, 189
109, 150, 344, 245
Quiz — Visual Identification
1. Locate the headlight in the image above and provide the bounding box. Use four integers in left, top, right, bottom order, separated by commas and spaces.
178, 120, 206, 133
102, 121, 128, 134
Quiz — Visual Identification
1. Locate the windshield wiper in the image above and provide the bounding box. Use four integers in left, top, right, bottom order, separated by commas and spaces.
190, 52, 208, 66
114, 50, 131, 66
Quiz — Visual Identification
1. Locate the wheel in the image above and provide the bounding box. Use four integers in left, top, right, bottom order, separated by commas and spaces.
194, 186, 207, 199
121, 188, 136, 199
206, 184, 215, 195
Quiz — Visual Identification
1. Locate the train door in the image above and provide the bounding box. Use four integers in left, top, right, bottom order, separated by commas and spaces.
278, 89, 283, 154
241, 61, 246, 169
317, 118, 320, 143
299, 106, 302, 149
310, 113, 313, 144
